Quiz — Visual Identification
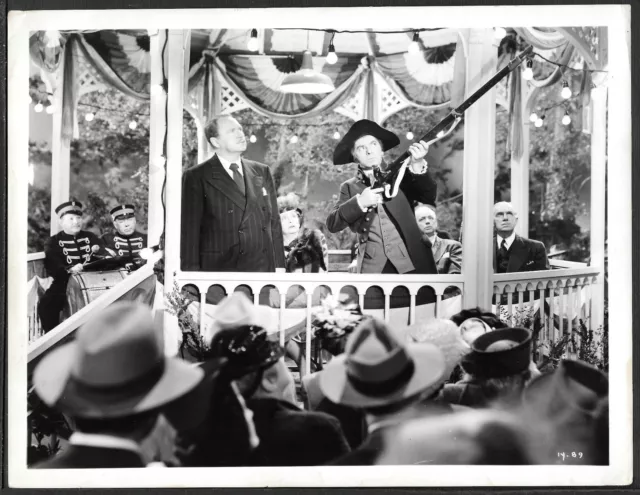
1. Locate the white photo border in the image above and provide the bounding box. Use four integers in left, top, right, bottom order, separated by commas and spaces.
7, 4, 633, 488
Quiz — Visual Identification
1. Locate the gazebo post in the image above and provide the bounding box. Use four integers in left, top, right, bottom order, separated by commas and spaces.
50, 65, 71, 234
148, 29, 168, 247
589, 85, 607, 332
461, 28, 498, 309
163, 29, 190, 291
511, 76, 530, 237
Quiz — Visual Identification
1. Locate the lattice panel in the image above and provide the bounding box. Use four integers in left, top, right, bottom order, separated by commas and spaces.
219, 81, 249, 114
77, 57, 107, 96
334, 78, 365, 121
378, 79, 410, 123
559, 27, 607, 72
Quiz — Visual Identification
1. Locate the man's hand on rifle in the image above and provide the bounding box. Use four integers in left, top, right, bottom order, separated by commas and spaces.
69, 263, 84, 274
357, 187, 383, 209
407, 140, 430, 173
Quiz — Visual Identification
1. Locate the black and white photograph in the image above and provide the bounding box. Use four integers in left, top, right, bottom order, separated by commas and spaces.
6, 3, 633, 488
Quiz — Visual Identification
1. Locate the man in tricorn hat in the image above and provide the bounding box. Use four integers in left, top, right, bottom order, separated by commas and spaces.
38, 200, 109, 332
32, 302, 204, 468
326, 119, 438, 274
102, 203, 148, 270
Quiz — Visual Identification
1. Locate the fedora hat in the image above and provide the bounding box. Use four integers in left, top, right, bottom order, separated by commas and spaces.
204, 292, 302, 345
523, 359, 608, 418
33, 302, 204, 419
318, 318, 446, 408
461, 327, 532, 378
333, 119, 400, 165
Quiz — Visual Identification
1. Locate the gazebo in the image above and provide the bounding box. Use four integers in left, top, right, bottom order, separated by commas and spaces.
26, 26, 609, 375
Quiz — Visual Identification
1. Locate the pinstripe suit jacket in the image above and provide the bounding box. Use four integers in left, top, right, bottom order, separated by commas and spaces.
181, 155, 285, 272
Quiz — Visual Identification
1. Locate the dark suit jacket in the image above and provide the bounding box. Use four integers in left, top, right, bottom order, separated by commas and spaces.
326, 167, 438, 274
181, 155, 285, 272
247, 398, 350, 466
493, 234, 549, 273
432, 235, 463, 274
32, 444, 145, 469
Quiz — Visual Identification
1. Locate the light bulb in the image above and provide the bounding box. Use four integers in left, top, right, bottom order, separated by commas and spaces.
326, 42, 338, 65
249, 134, 257, 143
561, 81, 572, 99
129, 120, 137, 130
85, 112, 95, 122
408, 32, 420, 54
529, 112, 538, 123
46, 105, 55, 115
34, 103, 44, 113
290, 135, 298, 144
333, 131, 340, 140
494, 27, 507, 40
562, 113, 571, 125
522, 67, 533, 80
534, 118, 543, 128
406, 132, 414, 140
247, 29, 259, 52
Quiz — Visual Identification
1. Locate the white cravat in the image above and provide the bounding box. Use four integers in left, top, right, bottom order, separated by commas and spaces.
497, 231, 516, 250
216, 154, 244, 179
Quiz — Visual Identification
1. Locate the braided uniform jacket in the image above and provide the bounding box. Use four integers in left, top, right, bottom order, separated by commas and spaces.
44, 230, 108, 280
102, 231, 147, 259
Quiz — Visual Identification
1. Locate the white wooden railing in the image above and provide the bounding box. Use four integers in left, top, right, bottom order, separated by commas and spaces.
176, 271, 465, 375
493, 265, 602, 354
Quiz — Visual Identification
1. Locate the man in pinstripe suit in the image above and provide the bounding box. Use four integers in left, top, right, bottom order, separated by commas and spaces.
181, 115, 285, 273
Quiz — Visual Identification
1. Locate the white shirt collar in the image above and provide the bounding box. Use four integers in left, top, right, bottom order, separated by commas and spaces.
216, 154, 243, 177
497, 231, 516, 250
69, 432, 143, 456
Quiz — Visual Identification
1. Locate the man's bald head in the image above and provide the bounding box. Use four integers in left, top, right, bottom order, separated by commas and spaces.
494, 202, 518, 236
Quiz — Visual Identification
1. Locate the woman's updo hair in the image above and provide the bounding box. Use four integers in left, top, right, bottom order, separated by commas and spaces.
277, 192, 304, 227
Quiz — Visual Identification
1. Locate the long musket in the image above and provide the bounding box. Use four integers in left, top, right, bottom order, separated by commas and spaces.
372, 45, 534, 200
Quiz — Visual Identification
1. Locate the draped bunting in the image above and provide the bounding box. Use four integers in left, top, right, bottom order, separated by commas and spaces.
213, 54, 369, 119
507, 70, 524, 160
375, 44, 457, 109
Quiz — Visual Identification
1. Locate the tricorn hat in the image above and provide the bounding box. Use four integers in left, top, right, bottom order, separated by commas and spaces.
461, 327, 532, 378
318, 318, 446, 408
33, 302, 204, 419
333, 119, 400, 165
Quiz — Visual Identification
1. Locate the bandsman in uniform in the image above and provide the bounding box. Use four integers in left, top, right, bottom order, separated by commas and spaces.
101, 204, 148, 271
38, 201, 108, 332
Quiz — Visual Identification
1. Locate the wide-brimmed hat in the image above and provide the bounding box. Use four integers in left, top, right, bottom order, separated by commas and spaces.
318, 318, 446, 408
461, 327, 532, 378
33, 302, 204, 419
333, 119, 400, 165
207, 324, 284, 380
204, 292, 286, 344
522, 359, 608, 418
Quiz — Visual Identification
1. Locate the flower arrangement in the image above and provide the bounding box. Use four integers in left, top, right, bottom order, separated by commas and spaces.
310, 295, 368, 356
164, 280, 209, 362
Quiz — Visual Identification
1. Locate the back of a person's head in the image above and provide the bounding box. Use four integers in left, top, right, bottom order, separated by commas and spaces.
402, 319, 468, 382
451, 307, 506, 329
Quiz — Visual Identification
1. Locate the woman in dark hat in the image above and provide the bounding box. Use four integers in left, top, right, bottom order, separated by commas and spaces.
326, 119, 438, 276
